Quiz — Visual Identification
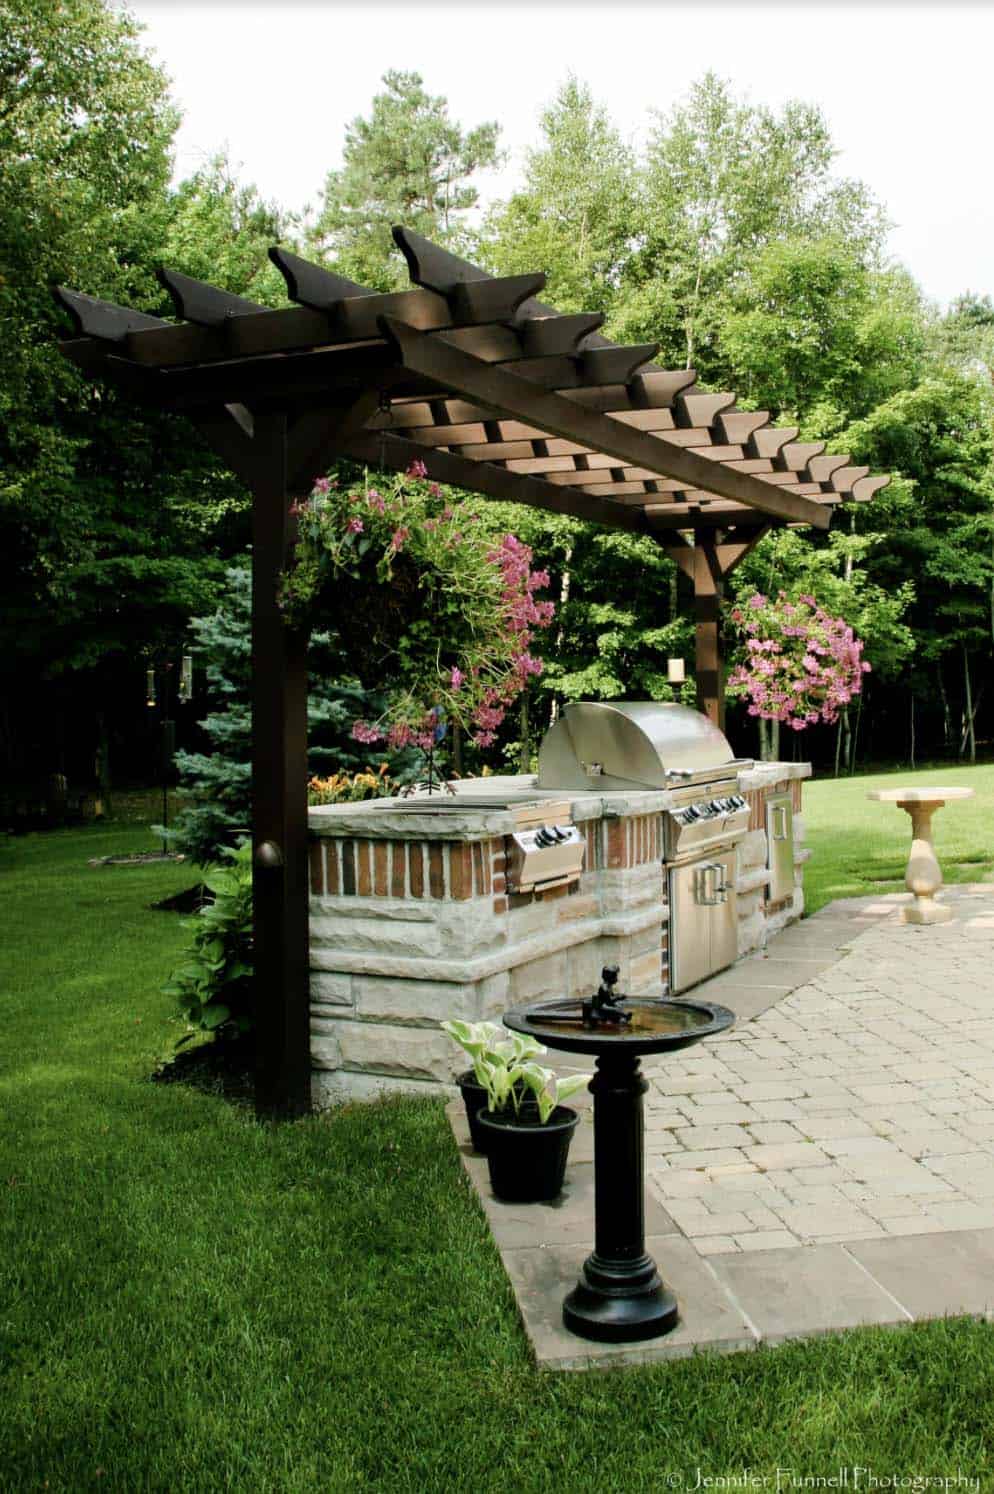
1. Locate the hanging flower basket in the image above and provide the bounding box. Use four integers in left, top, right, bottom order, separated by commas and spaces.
279, 462, 554, 752
727, 590, 870, 731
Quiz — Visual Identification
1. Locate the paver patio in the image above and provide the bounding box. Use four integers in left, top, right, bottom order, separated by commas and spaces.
449, 884, 994, 1370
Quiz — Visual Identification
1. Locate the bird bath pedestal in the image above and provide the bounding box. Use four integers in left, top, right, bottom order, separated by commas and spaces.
866, 787, 974, 925
503, 973, 734, 1343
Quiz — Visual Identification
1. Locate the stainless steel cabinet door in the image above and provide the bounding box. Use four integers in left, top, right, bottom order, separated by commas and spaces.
710, 850, 738, 976
766, 793, 794, 903
669, 854, 739, 993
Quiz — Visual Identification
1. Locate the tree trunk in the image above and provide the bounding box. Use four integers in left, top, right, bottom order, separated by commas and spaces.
848, 692, 863, 775
758, 718, 779, 762
937, 667, 952, 754
518, 691, 531, 775
94, 710, 111, 818
838, 708, 851, 777
549, 549, 573, 729
909, 692, 916, 770
961, 643, 977, 763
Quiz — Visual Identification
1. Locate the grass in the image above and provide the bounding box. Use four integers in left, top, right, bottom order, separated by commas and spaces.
2, 811, 994, 1490
803, 760, 994, 914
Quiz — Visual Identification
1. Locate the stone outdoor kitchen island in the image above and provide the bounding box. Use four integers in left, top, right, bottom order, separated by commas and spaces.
307, 759, 808, 1106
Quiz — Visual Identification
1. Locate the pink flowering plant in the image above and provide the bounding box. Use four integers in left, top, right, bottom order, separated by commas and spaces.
280, 462, 554, 751
726, 591, 870, 731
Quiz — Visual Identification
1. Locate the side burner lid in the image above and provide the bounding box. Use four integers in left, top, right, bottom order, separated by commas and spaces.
537, 701, 735, 791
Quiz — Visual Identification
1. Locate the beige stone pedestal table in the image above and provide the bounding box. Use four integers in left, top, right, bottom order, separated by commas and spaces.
866, 786, 974, 924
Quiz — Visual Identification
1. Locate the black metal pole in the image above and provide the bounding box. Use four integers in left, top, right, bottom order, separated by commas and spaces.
563, 1050, 678, 1342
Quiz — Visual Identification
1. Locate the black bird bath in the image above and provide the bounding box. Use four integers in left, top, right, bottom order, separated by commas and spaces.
503, 968, 734, 1344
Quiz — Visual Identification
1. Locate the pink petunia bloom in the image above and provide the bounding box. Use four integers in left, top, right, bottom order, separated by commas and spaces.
406, 459, 428, 480
347, 517, 364, 534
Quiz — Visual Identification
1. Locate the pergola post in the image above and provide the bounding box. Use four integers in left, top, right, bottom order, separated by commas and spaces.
693, 532, 725, 731
250, 413, 311, 1118
657, 527, 772, 737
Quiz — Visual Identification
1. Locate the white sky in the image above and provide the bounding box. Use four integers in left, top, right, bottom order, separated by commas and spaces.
126, 2, 994, 311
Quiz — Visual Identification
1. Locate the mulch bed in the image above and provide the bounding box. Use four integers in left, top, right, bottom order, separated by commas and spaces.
151, 1036, 255, 1106
88, 852, 186, 867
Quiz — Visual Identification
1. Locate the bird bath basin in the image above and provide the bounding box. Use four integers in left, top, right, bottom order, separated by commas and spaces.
503, 969, 734, 1343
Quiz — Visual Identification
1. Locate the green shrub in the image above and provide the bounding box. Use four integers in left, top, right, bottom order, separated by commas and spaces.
163, 843, 254, 1041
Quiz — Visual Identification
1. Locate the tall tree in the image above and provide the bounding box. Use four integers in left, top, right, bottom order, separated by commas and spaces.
0, 1, 300, 786
617, 72, 886, 372
162, 155, 291, 307
310, 71, 501, 290
715, 241, 926, 427
481, 77, 638, 314
0, 0, 178, 639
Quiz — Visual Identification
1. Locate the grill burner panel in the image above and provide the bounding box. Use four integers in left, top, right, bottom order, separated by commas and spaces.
665, 791, 750, 862
504, 800, 585, 895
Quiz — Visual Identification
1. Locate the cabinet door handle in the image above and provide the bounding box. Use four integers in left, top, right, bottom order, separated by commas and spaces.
772, 805, 789, 841
697, 862, 722, 905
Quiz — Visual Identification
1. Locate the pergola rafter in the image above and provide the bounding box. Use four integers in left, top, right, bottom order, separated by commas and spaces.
52, 225, 889, 1117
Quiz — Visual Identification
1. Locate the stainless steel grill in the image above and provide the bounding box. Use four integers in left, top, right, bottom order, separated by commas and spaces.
536, 702, 753, 994
537, 700, 750, 792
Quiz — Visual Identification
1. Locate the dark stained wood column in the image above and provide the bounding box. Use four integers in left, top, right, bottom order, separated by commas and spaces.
694, 532, 725, 731
656, 526, 772, 735
250, 412, 311, 1118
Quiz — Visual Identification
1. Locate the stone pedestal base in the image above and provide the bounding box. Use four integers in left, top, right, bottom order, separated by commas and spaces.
902, 899, 954, 926
867, 787, 974, 933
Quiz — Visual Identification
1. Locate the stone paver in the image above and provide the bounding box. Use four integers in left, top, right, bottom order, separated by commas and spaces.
647, 886, 994, 1253
447, 884, 994, 1368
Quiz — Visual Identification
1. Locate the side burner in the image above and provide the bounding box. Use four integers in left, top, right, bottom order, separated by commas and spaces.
504, 972, 734, 1344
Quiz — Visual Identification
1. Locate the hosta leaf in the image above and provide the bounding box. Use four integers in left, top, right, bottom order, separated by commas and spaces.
201, 1003, 231, 1030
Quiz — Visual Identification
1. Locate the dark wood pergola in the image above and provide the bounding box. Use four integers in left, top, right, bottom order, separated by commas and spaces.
54, 227, 887, 1116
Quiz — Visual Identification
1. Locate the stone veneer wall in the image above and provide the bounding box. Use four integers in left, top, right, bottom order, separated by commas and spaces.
307, 762, 809, 1108
736, 764, 809, 957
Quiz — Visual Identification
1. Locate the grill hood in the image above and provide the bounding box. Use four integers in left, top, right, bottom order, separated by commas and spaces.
537, 701, 740, 792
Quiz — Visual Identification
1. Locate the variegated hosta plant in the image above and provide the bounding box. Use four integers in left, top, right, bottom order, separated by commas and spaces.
442, 1020, 588, 1123
517, 1063, 590, 1124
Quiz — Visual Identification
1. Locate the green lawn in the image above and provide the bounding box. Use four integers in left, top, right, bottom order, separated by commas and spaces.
2, 813, 994, 1491
803, 760, 994, 913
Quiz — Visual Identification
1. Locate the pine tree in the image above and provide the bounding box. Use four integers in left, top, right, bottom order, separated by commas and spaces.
170, 560, 419, 864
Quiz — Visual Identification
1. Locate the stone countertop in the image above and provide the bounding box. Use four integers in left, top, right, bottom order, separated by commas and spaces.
308, 763, 811, 840
866, 786, 974, 803
737, 761, 811, 791
308, 785, 672, 840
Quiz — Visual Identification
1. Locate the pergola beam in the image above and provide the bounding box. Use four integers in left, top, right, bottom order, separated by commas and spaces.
378, 317, 831, 531
344, 430, 648, 531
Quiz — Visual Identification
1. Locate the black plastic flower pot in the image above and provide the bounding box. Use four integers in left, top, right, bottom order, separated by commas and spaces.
457, 1070, 538, 1154
477, 1105, 580, 1202
457, 1069, 491, 1153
